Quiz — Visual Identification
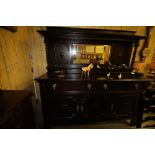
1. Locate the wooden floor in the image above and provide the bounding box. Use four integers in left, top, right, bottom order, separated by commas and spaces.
50, 119, 135, 129
33, 102, 155, 129
50, 112, 155, 129
141, 112, 155, 128
50, 119, 155, 129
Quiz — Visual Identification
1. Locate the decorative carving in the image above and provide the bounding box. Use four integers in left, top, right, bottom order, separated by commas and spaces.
53, 43, 69, 64
45, 41, 70, 66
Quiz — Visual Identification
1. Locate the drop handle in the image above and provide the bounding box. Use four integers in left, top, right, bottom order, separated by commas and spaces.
87, 83, 92, 91
81, 105, 84, 112
103, 83, 108, 91
111, 104, 114, 111
107, 72, 110, 79
77, 104, 80, 112
135, 83, 139, 89
118, 73, 122, 79
52, 83, 57, 91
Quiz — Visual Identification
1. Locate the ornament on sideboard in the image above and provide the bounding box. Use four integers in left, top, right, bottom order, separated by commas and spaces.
82, 63, 94, 78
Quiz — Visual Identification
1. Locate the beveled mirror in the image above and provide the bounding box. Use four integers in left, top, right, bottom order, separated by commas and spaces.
72, 44, 111, 65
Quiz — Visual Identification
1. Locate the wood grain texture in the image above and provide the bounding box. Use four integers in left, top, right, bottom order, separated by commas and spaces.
0, 26, 46, 90
0, 27, 32, 90
27, 26, 47, 79
134, 27, 155, 73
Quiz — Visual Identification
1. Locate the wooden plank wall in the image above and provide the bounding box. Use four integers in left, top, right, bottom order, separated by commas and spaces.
141, 26, 155, 73
0, 26, 148, 91
27, 26, 47, 79
0, 27, 33, 90
0, 26, 47, 90
149, 27, 155, 63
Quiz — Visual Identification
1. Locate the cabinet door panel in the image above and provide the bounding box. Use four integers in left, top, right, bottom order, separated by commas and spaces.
82, 94, 108, 118
47, 96, 77, 119
110, 94, 137, 116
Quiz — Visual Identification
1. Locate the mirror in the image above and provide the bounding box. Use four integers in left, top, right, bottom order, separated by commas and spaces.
72, 44, 111, 65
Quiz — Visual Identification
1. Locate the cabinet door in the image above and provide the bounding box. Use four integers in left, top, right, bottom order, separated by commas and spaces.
47, 41, 70, 66
47, 95, 78, 120
110, 94, 137, 117
80, 94, 107, 119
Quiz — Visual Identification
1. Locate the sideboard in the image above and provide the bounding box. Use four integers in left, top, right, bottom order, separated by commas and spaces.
36, 73, 152, 128
36, 27, 151, 128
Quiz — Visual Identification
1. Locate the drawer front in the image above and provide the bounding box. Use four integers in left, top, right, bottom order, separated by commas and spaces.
46, 81, 141, 93
94, 82, 141, 92
48, 82, 95, 92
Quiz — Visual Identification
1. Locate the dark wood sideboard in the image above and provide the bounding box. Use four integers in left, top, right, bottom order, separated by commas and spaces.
37, 73, 152, 128
36, 27, 152, 128
0, 90, 35, 129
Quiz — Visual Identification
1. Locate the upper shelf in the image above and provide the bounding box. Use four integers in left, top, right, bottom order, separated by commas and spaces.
37, 27, 148, 69
38, 26, 147, 42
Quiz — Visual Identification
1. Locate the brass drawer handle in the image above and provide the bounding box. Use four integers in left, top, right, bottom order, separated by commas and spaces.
52, 83, 57, 91
111, 104, 114, 111
87, 83, 92, 91
103, 83, 108, 91
107, 72, 110, 79
81, 105, 84, 112
135, 83, 139, 89
77, 104, 79, 112
118, 73, 122, 79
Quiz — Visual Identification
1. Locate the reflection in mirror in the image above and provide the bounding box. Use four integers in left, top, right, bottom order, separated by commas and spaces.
72, 44, 111, 64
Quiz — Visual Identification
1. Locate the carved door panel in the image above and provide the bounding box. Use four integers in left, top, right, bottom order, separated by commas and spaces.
80, 94, 107, 119
109, 94, 137, 117
110, 43, 132, 66
46, 41, 70, 66
47, 95, 78, 120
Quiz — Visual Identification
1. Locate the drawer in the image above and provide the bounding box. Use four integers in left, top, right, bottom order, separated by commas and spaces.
94, 82, 141, 92
47, 82, 141, 93
48, 82, 94, 92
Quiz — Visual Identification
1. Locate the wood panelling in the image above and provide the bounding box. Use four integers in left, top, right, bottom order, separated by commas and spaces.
0, 26, 46, 90
27, 26, 47, 79
27, 26, 47, 100
148, 27, 155, 62
0, 27, 33, 90
131, 27, 155, 74
142, 26, 155, 73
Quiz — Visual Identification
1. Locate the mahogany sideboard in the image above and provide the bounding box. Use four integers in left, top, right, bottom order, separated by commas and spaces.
36, 27, 151, 128
36, 73, 152, 128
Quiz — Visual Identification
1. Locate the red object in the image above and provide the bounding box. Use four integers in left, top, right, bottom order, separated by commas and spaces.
149, 63, 155, 71
133, 62, 143, 71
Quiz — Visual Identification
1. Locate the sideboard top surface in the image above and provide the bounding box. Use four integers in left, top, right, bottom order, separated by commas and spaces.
36, 73, 153, 83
